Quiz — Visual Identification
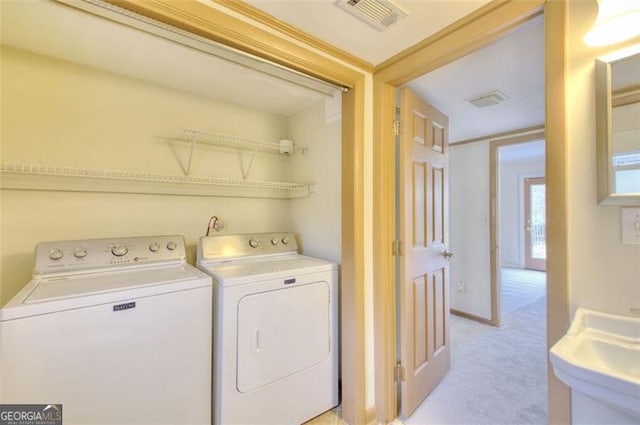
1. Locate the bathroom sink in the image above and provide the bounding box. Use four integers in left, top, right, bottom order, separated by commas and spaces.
550, 308, 640, 417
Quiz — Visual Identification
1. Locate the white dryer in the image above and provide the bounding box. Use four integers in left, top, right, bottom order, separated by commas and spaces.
0, 236, 212, 425
197, 232, 339, 425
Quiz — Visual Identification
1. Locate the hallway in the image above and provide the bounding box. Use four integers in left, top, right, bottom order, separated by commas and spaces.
404, 268, 547, 425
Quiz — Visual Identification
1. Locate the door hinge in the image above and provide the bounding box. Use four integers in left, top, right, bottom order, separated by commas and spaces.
392, 240, 403, 256
394, 361, 405, 382
393, 120, 401, 136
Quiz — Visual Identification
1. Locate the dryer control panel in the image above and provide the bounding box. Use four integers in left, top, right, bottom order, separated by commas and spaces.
33, 235, 186, 276
199, 232, 298, 261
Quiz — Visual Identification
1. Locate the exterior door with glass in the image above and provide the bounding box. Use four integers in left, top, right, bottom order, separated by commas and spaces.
524, 177, 546, 271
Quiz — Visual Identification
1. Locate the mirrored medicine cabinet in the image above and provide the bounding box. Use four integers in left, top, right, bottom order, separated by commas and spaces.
595, 47, 640, 206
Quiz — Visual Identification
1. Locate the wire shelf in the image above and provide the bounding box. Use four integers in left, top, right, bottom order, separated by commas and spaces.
166, 129, 294, 178
0, 163, 311, 199
172, 129, 291, 154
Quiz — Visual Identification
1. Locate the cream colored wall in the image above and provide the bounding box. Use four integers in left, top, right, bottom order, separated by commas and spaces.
1, 191, 292, 300
1, 46, 290, 181
567, 1, 640, 316
449, 141, 492, 319
288, 99, 341, 264
499, 158, 545, 268
0, 46, 296, 304
567, 1, 640, 421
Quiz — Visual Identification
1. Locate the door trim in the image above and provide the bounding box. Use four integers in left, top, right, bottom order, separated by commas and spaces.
372, 0, 571, 423
211, 0, 375, 73
489, 129, 546, 327
104, 1, 368, 424
454, 124, 545, 146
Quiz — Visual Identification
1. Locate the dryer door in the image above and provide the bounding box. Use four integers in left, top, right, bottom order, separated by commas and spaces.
236, 281, 330, 393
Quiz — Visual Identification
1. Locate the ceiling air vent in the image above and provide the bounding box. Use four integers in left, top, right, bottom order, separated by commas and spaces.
336, 0, 409, 31
467, 90, 510, 108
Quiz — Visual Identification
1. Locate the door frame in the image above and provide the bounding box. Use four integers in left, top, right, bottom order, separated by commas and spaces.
489, 128, 547, 326
102, 1, 368, 424
524, 177, 547, 271
373, 0, 571, 423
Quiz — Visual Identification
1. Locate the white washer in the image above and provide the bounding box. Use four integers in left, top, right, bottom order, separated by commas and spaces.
0, 235, 213, 425
197, 232, 339, 425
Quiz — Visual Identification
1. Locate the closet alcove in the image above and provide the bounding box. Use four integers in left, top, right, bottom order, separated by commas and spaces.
0, 0, 342, 301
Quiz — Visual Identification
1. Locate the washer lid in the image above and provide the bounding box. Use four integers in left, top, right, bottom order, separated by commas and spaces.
27, 265, 205, 304
198, 254, 336, 286
0, 264, 212, 321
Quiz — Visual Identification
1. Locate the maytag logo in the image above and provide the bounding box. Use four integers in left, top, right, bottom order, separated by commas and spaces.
113, 301, 136, 312
284, 278, 296, 285
0, 404, 62, 425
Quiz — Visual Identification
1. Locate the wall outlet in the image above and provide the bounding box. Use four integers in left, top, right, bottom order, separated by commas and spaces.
456, 281, 467, 294
621, 208, 640, 245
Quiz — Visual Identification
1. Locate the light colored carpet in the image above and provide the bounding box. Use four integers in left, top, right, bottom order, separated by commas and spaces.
404, 270, 547, 425
501, 268, 546, 315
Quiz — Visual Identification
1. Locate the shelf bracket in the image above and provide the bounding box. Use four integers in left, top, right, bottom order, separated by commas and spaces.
241, 144, 260, 180
185, 137, 196, 176
167, 131, 197, 176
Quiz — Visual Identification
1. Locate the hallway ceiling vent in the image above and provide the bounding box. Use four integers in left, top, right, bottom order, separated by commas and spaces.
336, 0, 409, 31
467, 90, 510, 108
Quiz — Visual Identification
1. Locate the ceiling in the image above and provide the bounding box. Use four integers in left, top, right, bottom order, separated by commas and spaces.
243, 0, 545, 144
406, 16, 545, 142
242, 0, 492, 65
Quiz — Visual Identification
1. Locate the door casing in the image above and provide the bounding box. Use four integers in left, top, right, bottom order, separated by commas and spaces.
373, 1, 571, 423
489, 129, 547, 327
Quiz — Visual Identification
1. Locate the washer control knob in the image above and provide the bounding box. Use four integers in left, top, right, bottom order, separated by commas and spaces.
248, 239, 260, 248
166, 241, 177, 251
73, 248, 88, 259
281, 237, 289, 245
111, 245, 128, 257
271, 238, 279, 246
48, 248, 64, 261
149, 243, 160, 252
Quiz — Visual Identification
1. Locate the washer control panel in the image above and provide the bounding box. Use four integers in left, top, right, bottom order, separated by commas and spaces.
34, 235, 186, 275
200, 232, 298, 260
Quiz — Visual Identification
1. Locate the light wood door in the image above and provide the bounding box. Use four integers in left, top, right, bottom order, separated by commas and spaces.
399, 88, 451, 418
524, 177, 546, 271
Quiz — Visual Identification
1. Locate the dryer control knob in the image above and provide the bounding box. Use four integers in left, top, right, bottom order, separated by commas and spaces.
48, 248, 64, 261
249, 239, 260, 248
281, 237, 289, 245
149, 243, 160, 252
73, 248, 87, 259
111, 245, 128, 257
166, 241, 177, 251
271, 238, 279, 246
